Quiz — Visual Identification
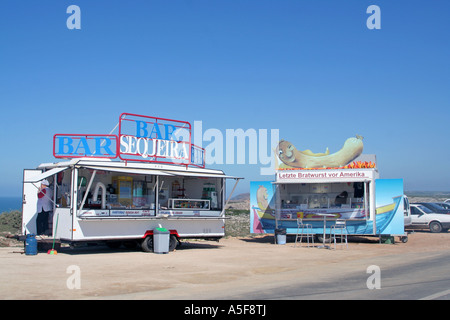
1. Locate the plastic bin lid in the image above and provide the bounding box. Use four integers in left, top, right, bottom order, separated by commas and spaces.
154, 227, 169, 233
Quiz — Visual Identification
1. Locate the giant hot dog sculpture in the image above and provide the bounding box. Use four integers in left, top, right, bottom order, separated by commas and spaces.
276, 135, 364, 169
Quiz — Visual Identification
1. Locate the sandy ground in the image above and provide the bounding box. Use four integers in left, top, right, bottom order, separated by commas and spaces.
0, 231, 449, 300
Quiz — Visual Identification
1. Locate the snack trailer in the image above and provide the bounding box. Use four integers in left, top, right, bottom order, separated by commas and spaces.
21, 113, 241, 252
250, 136, 407, 242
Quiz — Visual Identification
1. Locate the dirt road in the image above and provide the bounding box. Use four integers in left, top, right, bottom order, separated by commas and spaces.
1, 232, 449, 300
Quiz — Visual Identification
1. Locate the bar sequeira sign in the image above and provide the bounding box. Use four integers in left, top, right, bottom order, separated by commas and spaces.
53, 113, 205, 168
53, 134, 118, 159
118, 113, 192, 164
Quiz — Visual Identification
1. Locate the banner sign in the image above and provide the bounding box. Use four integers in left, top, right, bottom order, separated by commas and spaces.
118, 113, 192, 165
276, 169, 376, 183
53, 134, 118, 159
53, 113, 205, 168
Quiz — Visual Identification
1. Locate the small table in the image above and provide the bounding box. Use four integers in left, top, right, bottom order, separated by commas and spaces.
314, 213, 336, 249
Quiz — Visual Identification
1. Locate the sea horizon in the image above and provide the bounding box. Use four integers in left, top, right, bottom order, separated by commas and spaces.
0, 196, 22, 214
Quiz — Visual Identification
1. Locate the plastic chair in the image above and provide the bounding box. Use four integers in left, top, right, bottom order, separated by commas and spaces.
330, 219, 348, 249
295, 218, 315, 248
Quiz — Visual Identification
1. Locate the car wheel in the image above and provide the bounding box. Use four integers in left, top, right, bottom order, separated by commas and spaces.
429, 221, 443, 233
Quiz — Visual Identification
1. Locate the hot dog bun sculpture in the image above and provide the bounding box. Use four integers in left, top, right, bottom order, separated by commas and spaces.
276, 135, 364, 169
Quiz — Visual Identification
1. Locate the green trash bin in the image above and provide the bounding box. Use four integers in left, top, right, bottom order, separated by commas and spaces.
381, 235, 395, 244
153, 227, 170, 254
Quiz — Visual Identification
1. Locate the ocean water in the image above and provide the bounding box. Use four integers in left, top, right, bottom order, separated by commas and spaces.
0, 197, 22, 214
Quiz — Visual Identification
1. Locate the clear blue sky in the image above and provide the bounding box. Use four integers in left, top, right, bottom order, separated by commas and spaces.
1, 0, 449, 197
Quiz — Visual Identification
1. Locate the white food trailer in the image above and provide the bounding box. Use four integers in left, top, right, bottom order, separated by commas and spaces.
21, 113, 241, 252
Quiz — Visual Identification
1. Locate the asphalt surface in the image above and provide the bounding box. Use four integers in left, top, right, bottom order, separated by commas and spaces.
1, 232, 449, 301
216, 252, 450, 300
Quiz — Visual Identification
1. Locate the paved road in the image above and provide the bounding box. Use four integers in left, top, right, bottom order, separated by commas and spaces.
2, 233, 449, 301
217, 252, 450, 300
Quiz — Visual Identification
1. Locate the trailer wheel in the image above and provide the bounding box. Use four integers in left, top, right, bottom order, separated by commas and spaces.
141, 236, 153, 252
169, 235, 178, 251
400, 236, 408, 243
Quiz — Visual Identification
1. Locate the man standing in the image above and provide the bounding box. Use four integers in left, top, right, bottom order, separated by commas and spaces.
36, 179, 53, 235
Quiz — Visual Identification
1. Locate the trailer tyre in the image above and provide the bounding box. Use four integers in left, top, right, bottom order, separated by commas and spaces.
169, 234, 178, 251
141, 236, 153, 252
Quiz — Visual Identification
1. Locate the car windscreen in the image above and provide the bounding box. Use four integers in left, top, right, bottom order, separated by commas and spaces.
436, 203, 450, 210
417, 205, 433, 213
426, 203, 443, 210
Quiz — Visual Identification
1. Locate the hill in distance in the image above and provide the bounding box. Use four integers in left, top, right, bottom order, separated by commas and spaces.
231, 193, 250, 201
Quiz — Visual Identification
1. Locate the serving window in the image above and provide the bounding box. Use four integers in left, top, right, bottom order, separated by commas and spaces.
70, 168, 223, 217
158, 176, 222, 210
278, 181, 369, 220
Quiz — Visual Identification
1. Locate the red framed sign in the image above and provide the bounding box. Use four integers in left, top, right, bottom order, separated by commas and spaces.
190, 143, 205, 168
53, 134, 118, 159
118, 113, 193, 166
52, 113, 205, 168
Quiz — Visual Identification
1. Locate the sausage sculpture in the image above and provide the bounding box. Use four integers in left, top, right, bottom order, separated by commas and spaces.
276, 135, 364, 169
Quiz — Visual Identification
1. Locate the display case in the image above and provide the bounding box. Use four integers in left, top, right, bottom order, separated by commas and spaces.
281, 193, 363, 209
202, 182, 218, 209
112, 176, 133, 207
168, 199, 210, 210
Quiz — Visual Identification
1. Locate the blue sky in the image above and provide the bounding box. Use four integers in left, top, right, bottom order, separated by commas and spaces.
1, 0, 449, 197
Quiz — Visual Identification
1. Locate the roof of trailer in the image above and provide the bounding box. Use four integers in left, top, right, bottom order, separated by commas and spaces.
36, 158, 242, 179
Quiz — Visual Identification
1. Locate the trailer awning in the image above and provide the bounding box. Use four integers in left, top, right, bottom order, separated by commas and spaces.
80, 165, 240, 179
82, 166, 174, 176
23, 167, 68, 183
34, 159, 243, 179
161, 170, 242, 179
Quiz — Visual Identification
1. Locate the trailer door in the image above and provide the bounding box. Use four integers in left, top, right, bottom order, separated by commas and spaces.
22, 169, 42, 234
